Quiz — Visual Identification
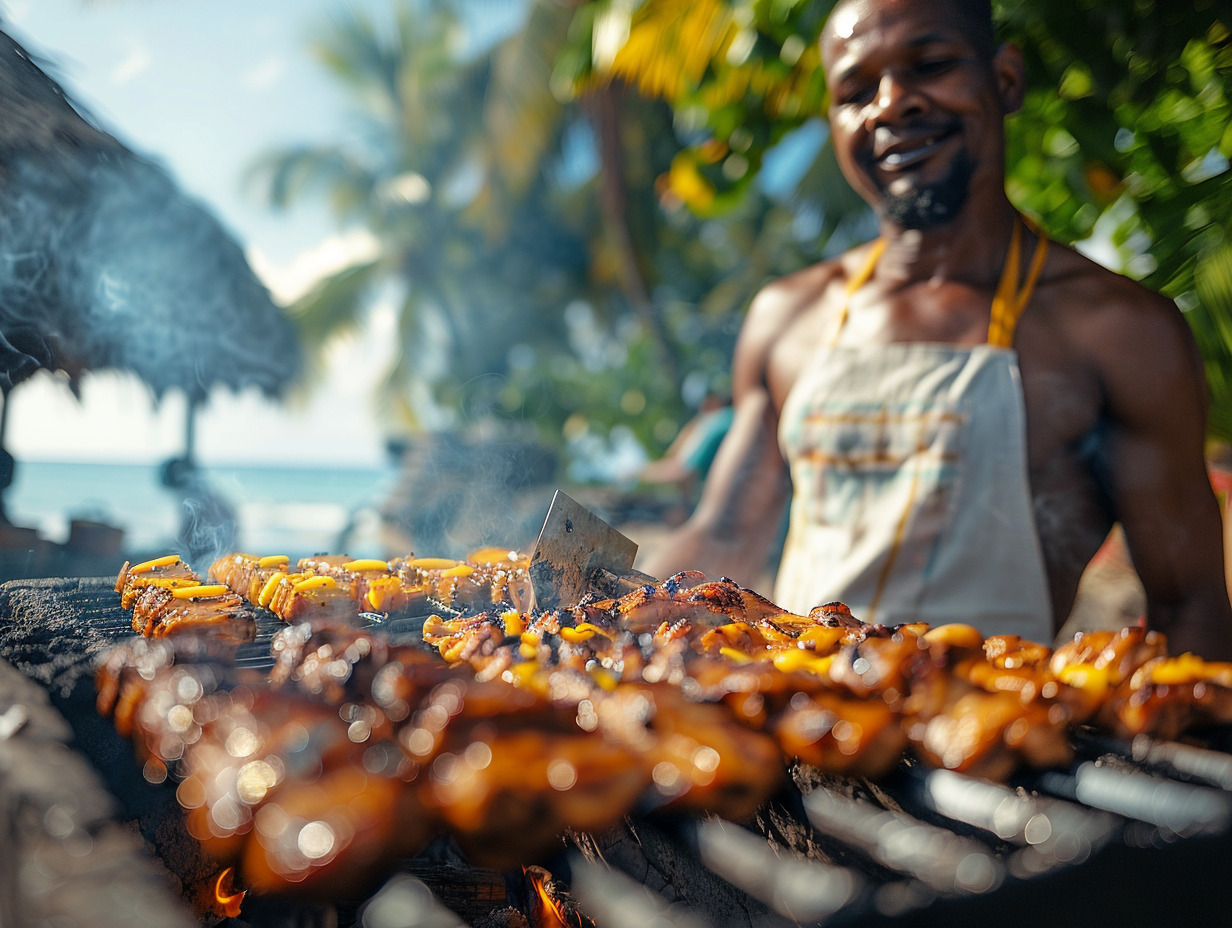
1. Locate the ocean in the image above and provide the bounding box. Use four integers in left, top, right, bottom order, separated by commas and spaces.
6, 459, 399, 561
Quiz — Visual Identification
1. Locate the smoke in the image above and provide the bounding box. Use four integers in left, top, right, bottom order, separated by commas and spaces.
172, 474, 239, 570
0, 155, 300, 399
380, 431, 558, 557
0, 26, 299, 400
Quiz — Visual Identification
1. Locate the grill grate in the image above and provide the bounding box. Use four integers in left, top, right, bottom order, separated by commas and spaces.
2, 576, 1231, 927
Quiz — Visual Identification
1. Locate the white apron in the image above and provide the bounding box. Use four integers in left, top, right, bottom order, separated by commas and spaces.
773, 219, 1054, 640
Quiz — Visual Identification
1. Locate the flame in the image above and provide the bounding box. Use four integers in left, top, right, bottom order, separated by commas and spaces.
525, 867, 590, 928
214, 867, 246, 918
526, 867, 568, 928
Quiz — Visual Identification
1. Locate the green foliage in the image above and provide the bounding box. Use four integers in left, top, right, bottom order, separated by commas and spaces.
996, 0, 1232, 440
555, 0, 837, 215
563, 0, 1232, 444
250, 0, 592, 437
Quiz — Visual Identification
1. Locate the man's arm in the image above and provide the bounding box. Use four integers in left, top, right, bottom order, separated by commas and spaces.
638, 385, 792, 586
637, 292, 796, 588
1095, 288, 1232, 658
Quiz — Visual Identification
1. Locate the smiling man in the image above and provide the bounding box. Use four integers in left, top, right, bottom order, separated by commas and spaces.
642, 0, 1232, 658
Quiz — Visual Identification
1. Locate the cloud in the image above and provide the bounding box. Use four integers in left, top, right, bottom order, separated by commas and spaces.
247, 228, 382, 305
242, 56, 286, 90
2, 0, 34, 26
110, 44, 151, 84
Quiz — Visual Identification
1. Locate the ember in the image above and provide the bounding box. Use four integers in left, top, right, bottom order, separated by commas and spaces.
214, 867, 246, 919
525, 866, 591, 928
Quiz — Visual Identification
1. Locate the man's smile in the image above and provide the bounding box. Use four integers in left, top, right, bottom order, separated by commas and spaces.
872, 124, 961, 172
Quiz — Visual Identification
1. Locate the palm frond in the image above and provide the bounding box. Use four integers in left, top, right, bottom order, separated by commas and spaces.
290, 258, 383, 353
1194, 240, 1232, 443
246, 145, 376, 212
485, 0, 574, 195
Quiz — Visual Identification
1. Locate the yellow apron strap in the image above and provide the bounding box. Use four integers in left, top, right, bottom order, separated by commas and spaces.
829, 238, 887, 346
987, 215, 1050, 348
834, 218, 1048, 350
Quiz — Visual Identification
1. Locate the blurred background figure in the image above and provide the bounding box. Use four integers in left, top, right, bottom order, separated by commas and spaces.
638, 392, 732, 513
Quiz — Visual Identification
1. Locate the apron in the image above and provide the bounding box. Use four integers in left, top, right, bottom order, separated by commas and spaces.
774, 218, 1054, 640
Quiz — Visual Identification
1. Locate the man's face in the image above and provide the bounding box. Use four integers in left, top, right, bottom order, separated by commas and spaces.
822, 0, 1017, 230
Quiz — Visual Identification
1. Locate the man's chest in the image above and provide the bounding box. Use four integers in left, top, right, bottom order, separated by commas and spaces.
769, 300, 1102, 467
1014, 317, 1104, 473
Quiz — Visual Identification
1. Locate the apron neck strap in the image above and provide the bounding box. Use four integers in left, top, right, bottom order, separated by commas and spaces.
987, 214, 1050, 348
830, 215, 1050, 349
828, 239, 887, 346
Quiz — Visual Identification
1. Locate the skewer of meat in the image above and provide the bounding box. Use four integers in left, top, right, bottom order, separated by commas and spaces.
104, 550, 1232, 906
116, 555, 257, 642
115, 554, 201, 608
208, 549, 533, 624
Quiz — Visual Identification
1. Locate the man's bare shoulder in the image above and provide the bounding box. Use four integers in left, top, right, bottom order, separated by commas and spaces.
739, 243, 877, 357
747, 258, 841, 325
1038, 242, 1204, 413
1040, 244, 1195, 360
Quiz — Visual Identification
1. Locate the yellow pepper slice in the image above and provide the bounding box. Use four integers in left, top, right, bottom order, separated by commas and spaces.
257, 572, 287, 608
130, 554, 181, 574
172, 584, 229, 600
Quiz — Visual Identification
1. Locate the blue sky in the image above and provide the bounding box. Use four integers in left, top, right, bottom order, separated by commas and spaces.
1, 0, 525, 466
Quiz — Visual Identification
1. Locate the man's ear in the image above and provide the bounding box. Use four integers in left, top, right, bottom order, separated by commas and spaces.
993, 42, 1026, 114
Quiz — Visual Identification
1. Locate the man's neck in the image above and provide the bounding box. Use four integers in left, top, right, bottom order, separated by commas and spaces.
875, 197, 1019, 288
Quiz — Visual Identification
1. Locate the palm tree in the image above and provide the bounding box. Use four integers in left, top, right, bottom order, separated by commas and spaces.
253, 0, 835, 468
251, 0, 590, 431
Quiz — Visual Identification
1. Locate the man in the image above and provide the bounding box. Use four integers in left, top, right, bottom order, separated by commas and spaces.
641, 0, 1232, 658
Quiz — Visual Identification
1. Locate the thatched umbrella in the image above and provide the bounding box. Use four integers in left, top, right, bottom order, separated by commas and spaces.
0, 26, 300, 555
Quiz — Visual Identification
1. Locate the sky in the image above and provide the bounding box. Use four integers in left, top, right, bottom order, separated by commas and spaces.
0, 0, 523, 467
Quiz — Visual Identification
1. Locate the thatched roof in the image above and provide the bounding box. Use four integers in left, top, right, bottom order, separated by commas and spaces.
0, 26, 300, 400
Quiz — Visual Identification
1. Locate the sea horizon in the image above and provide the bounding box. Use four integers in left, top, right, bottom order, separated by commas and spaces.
6, 458, 398, 560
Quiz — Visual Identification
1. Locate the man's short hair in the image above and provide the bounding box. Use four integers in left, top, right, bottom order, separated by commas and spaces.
949, 0, 997, 61
829, 0, 998, 61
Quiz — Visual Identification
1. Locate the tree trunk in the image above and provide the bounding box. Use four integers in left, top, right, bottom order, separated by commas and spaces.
586, 83, 681, 394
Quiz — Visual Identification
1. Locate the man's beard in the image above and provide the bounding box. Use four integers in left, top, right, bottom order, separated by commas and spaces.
876, 153, 975, 230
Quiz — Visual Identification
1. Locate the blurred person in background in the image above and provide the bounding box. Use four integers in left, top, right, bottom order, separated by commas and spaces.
638, 392, 734, 509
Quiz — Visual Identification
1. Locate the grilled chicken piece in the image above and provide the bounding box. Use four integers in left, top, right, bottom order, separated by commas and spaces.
129, 582, 256, 643
297, 554, 392, 598
208, 553, 295, 603
115, 554, 201, 608
1096, 653, 1232, 739
261, 572, 360, 625
904, 628, 1074, 779
1049, 627, 1172, 725
179, 686, 437, 897
983, 634, 1052, 670
394, 549, 533, 612
420, 690, 647, 868
269, 622, 463, 714
680, 647, 910, 779
94, 636, 262, 786
581, 572, 786, 636
1050, 627, 1169, 687
909, 684, 1074, 781
240, 760, 432, 899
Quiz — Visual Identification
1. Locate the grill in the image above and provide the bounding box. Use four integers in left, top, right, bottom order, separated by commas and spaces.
2, 576, 1231, 928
